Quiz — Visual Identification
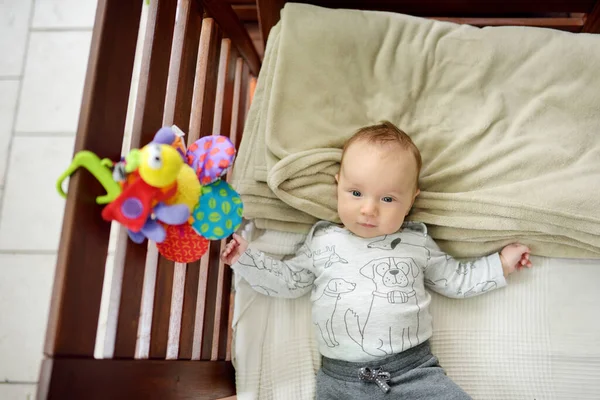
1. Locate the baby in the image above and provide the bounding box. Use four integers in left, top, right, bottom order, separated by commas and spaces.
221, 121, 532, 399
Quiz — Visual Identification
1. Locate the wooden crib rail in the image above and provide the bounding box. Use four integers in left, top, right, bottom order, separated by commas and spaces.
254, 0, 600, 45
39, 0, 254, 398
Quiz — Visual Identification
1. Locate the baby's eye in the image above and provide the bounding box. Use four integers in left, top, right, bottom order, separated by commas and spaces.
382, 197, 394, 203
351, 190, 362, 197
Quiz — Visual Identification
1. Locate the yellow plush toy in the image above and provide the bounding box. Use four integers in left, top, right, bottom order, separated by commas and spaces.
165, 163, 201, 212
136, 143, 183, 188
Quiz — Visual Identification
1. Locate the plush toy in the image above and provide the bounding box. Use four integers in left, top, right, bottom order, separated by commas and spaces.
191, 179, 243, 240
57, 125, 244, 265
187, 135, 236, 185
156, 223, 209, 263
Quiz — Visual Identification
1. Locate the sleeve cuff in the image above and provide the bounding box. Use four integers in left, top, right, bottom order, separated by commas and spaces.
488, 252, 507, 288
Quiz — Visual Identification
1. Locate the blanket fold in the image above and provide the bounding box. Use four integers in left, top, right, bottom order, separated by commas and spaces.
231, 3, 600, 258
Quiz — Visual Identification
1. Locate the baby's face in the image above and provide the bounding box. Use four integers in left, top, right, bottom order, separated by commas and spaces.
336, 141, 419, 238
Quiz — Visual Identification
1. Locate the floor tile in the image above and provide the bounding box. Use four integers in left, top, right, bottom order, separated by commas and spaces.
0, 383, 37, 400
0, 0, 33, 76
0, 136, 74, 251
15, 31, 92, 134
0, 80, 19, 186
32, 0, 98, 29
0, 254, 56, 382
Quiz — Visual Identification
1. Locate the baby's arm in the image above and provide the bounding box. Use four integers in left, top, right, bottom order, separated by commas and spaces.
221, 234, 316, 299
423, 237, 531, 299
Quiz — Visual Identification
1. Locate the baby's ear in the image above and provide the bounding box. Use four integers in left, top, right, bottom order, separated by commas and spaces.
335, 174, 339, 183
407, 188, 420, 215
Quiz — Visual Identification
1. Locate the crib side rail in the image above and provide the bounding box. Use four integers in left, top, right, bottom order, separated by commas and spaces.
255, 0, 600, 43
39, 0, 256, 398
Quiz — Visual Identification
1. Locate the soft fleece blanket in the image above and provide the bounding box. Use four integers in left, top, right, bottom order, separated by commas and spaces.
231, 3, 600, 258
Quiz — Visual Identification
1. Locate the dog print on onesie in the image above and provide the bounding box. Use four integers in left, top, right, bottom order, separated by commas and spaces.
345, 256, 422, 357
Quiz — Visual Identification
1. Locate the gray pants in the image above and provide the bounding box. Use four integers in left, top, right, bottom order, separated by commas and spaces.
316, 341, 472, 399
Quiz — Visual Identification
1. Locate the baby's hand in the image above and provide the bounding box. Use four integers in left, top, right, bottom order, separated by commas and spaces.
500, 243, 532, 277
220, 233, 248, 265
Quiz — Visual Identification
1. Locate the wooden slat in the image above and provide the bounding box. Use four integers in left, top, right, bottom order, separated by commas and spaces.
113, 0, 178, 358
43, 0, 142, 358
199, 234, 224, 360
583, 0, 600, 32
211, 39, 238, 361
186, 17, 223, 361
164, 0, 203, 131
113, 245, 148, 358
222, 58, 249, 363
189, 18, 222, 141
230, 58, 250, 150
229, 58, 244, 149
39, 358, 235, 400
213, 39, 238, 136
225, 290, 235, 362
149, 257, 175, 359
431, 16, 585, 31
179, 261, 201, 359
200, 0, 261, 76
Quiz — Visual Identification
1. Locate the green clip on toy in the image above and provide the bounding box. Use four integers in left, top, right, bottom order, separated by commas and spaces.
57, 126, 244, 263
56, 151, 122, 205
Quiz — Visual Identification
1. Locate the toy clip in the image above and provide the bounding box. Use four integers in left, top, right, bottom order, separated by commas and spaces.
56, 150, 122, 205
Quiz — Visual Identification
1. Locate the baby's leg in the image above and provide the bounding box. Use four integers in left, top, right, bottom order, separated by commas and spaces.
389, 354, 471, 399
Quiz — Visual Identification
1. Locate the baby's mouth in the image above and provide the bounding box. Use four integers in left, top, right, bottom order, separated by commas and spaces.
359, 222, 377, 228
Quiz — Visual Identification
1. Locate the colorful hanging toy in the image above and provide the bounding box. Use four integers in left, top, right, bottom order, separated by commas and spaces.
56, 126, 243, 263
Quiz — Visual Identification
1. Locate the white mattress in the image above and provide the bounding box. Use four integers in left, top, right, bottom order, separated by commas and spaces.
232, 225, 600, 399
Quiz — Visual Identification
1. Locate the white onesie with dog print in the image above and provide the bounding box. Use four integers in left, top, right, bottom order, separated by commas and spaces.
232, 220, 506, 362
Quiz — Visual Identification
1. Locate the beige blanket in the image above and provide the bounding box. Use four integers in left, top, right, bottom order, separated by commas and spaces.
232, 3, 600, 258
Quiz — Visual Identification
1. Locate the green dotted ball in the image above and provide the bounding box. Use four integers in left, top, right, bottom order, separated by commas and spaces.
192, 180, 243, 240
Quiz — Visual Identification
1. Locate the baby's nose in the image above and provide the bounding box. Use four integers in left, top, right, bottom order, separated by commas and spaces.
389, 269, 399, 275
360, 200, 378, 216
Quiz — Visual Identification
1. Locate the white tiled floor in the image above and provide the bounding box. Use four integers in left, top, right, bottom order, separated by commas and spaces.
0, 136, 76, 251
0, 0, 98, 397
16, 31, 92, 134
32, 0, 98, 29
0, 0, 33, 77
0, 81, 20, 187
0, 255, 56, 382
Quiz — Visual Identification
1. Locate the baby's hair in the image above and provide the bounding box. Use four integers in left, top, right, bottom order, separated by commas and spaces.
341, 121, 422, 185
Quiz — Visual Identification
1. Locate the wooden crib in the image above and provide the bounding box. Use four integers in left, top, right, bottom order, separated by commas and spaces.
39, 0, 600, 399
